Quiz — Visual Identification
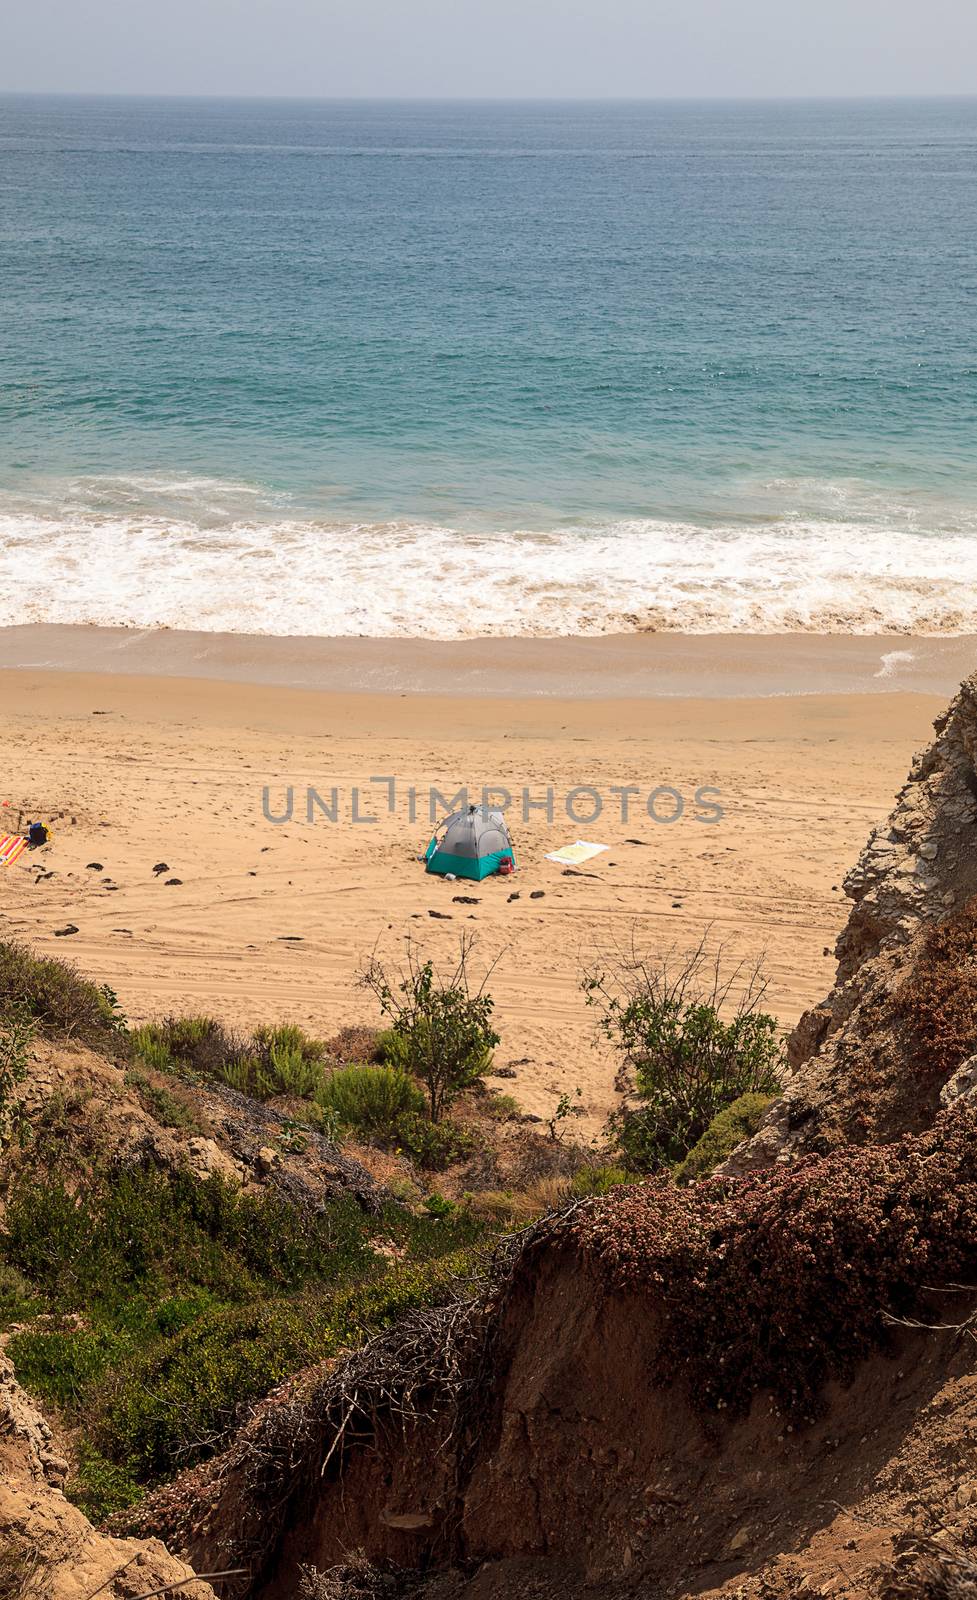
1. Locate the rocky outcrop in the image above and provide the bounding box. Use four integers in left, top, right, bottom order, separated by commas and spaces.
18, 1034, 380, 1211
0, 1350, 216, 1600
723, 674, 977, 1169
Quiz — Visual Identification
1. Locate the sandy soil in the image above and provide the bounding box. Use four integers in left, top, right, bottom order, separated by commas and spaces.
0, 645, 952, 1132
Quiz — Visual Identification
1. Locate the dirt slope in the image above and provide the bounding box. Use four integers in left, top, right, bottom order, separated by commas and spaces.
0, 1347, 216, 1600
13, 1031, 380, 1210
123, 1103, 977, 1600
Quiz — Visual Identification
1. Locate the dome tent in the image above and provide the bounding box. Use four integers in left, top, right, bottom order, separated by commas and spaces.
424, 805, 515, 881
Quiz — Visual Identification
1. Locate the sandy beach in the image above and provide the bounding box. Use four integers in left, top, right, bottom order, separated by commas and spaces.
0, 625, 968, 1132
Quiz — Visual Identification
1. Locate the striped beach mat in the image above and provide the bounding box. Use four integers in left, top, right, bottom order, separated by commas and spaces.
0, 833, 27, 868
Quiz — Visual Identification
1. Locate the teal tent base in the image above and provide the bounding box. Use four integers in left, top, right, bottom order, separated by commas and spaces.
425, 845, 514, 881
423, 806, 516, 881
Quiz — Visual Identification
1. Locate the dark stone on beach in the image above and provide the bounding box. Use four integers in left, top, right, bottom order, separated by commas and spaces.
164, 878, 182, 886
507, 892, 520, 902
625, 838, 648, 845
152, 862, 169, 875
530, 890, 545, 899
428, 909, 452, 919
277, 935, 303, 941
54, 924, 79, 937
452, 895, 480, 904
86, 862, 103, 871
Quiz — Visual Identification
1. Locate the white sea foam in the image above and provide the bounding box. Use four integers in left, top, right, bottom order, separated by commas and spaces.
3, 505, 977, 639
874, 650, 917, 679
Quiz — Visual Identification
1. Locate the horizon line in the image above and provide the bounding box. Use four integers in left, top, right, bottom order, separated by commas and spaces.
2, 89, 977, 105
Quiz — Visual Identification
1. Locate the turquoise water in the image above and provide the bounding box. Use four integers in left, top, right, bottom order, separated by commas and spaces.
2, 94, 977, 635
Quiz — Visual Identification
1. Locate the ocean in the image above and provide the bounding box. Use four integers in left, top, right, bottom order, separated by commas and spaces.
1, 93, 976, 638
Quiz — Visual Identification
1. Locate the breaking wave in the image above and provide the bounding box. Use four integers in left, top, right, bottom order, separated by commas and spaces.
2, 480, 977, 639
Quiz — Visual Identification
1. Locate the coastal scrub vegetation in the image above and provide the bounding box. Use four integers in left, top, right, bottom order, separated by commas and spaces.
0, 928, 794, 1529
0, 937, 125, 1049
0, 1006, 33, 1146
314, 1062, 425, 1132
896, 897, 977, 1081
130, 1016, 330, 1101
585, 935, 784, 1172
1, 1157, 487, 1520
672, 1090, 776, 1184
363, 936, 500, 1123
564, 1098, 977, 1420
128, 941, 503, 1165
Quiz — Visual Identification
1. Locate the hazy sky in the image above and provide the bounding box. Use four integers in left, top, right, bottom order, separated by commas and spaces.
5, 0, 977, 99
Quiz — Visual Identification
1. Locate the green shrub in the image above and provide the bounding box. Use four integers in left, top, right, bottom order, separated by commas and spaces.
0, 940, 125, 1048
315, 1064, 425, 1133
587, 940, 783, 1171
0, 1006, 33, 1146
569, 1164, 631, 1198
1, 1165, 379, 1311
392, 1112, 479, 1171
66, 1442, 143, 1524
0, 1263, 39, 1327
129, 1027, 177, 1073
134, 1015, 246, 1084
252, 1024, 328, 1098
375, 1028, 404, 1065
125, 1069, 201, 1131
673, 1091, 776, 1185
218, 1053, 264, 1097
1, 1122, 493, 1501
9, 1323, 132, 1411
133, 1017, 330, 1102
95, 1253, 478, 1480
483, 1092, 521, 1122
363, 939, 499, 1122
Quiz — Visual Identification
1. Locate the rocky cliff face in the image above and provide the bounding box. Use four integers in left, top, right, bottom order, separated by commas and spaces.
725, 673, 977, 1171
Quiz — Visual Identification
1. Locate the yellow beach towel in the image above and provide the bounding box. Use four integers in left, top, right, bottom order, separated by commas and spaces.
544, 840, 610, 867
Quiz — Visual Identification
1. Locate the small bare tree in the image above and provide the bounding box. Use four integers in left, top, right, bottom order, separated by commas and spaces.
362, 936, 501, 1124
583, 929, 784, 1170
